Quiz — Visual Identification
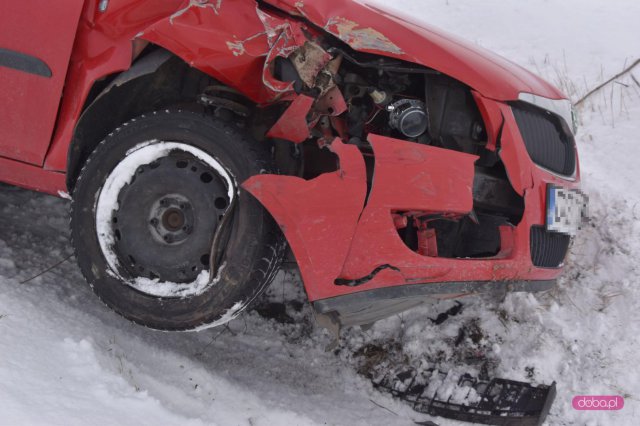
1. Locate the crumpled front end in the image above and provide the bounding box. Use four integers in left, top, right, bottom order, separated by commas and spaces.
245, 93, 583, 326
125, 0, 585, 326
237, 1, 584, 326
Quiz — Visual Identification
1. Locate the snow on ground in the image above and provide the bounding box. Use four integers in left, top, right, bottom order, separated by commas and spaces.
1, 1, 639, 425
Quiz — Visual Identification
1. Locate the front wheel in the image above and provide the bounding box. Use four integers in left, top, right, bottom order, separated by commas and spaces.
71, 110, 284, 331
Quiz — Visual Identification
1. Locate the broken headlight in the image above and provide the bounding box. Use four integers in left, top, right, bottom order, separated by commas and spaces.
387, 99, 428, 138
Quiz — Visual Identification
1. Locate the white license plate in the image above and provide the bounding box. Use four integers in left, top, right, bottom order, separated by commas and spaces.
546, 185, 588, 236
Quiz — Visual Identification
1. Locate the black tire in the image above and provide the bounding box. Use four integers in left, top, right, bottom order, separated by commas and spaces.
71, 110, 284, 330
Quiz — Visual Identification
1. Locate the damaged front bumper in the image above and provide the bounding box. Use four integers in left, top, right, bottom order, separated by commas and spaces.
243, 94, 583, 327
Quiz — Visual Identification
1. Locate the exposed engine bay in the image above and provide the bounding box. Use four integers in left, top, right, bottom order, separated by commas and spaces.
240, 39, 525, 263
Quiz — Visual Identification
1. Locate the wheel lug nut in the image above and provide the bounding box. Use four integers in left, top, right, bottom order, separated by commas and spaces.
164, 235, 172, 243
150, 218, 159, 226
160, 199, 167, 206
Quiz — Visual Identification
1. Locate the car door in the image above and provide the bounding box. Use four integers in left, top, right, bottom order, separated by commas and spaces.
0, 1, 84, 165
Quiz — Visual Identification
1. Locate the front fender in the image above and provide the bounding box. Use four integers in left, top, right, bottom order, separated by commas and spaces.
139, 0, 313, 104
46, 0, 312, 173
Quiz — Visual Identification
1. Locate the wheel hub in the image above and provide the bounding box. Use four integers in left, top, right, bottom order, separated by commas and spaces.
110, 151, 232, 283
148, 195, 194, 245
163, 209, 184, 231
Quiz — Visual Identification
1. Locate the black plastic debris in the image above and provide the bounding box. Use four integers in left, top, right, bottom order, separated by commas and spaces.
429, 301, 464, 325
377, 371, 556, 426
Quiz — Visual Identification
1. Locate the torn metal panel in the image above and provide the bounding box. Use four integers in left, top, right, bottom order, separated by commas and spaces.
255, 7, 289, 43
337, 134, 478, 283
360, 134, 477, 213
227, 7, 305, 59
169, 0, 222, 24
319, 54, 342, 92
324, 16, 403, 54
244, 134, 486, 301
256, 12, 317, 98
242, 139, 367, 301
277, 39, 340, 98
496, 103, 535, 195
313, 86, 347, 117
142, 2, 313, 103
266, 94, 315, 142
305, 53, 343, 97
261, 30, 299, 95
267, 85, 347, 144
259, 19, 324, 98
289, 42, 333, 88
471, 91, 503, 152
142, 2, 273, 102
225, 31, 271, 57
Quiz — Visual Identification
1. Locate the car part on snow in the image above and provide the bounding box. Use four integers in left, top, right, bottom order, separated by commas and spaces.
396, 374, 556, 426
429, 301, 463, 325
425, 378, 556, 426
71, 110, 284, 330
354, 319, 558, 426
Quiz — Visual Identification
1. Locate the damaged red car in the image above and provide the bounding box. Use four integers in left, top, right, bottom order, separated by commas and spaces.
0, 0, 587, 332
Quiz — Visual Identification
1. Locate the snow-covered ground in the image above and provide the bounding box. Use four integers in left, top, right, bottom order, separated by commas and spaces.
1, 1, 639, 425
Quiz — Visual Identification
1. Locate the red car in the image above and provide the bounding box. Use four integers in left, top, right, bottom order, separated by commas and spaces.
0, 0, 586, 331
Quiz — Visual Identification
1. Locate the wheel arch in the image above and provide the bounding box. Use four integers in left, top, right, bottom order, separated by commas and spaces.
65, 47, 218, 191
64, 0, 313, 191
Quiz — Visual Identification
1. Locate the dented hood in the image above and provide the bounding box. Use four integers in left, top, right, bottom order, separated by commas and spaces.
265, 0, 565, 101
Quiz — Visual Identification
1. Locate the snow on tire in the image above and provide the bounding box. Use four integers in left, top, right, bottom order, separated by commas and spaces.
71, 110, 285, 331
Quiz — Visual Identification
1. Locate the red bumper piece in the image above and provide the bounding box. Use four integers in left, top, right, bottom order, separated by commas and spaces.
244, 128, 567, 303
243, 139, 367, 299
